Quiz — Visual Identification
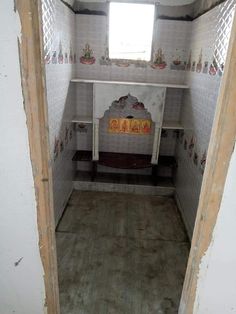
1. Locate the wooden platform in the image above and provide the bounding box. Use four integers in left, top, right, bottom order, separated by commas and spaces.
73, 150, 177, 185
72, 150, 176, 169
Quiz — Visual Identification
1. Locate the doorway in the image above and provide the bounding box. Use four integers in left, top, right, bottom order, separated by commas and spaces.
17, 0, 236, 313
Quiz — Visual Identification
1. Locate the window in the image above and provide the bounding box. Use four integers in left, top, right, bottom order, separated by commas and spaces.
109, 2, 155, 61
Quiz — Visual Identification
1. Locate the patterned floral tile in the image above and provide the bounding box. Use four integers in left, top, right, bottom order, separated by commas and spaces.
176, 0, 235, 235
42, 0, 76, 224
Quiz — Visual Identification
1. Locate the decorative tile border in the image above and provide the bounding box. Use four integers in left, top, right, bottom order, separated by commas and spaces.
151, 48, 167, 69
108, 118, 151, 135
179, 130, 208, 175
86, 43, 225, 76
44, 41, 77, 64
80, 43, 96, 65
53, 124, 74, 161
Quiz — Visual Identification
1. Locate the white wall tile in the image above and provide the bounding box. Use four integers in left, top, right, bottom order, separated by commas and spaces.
175, 0, 236, 235
42, 0, 77, 224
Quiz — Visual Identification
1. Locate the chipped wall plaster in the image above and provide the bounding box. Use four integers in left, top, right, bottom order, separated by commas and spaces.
192, 143, 236, 313
0, 1, 46, 313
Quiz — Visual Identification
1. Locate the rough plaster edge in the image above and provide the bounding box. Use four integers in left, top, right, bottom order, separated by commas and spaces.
174, 192, 192, 241
55, 187, 73, 228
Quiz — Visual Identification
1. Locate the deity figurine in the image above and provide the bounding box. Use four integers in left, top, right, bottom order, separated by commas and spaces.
80, 44, 96, 65
151, 48, 167, 69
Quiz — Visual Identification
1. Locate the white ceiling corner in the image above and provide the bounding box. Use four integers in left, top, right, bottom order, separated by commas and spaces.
73, 0, 196, 5
158, 0, 196, 5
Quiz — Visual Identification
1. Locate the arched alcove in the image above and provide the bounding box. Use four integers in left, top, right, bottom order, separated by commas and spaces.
93, 83, 167, 163
93, 83, 166, 124
99, 94, 154, 155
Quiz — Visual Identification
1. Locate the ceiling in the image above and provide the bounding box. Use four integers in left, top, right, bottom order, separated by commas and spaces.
70, 0, 196, 6
159, 0, 196, 4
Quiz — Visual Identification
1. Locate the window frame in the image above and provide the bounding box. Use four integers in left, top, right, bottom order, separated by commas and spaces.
107, 1, 156, 63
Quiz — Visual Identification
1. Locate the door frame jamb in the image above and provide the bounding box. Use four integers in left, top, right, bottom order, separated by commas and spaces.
179, 10, 236, 314
16, 1, 60, 313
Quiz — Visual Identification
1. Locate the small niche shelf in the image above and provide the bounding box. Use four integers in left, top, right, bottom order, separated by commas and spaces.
71, 78, 189, 89
72, 150, 92, 162
162, 121, 184, 130
71, 115, 93, 124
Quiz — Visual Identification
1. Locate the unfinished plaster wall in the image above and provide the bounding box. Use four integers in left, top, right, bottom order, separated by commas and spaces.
43, 0, 77, 224
175, 0, 235, 237
192, 142, 236, 313
0, 1, 46, 313
193, 0, 226, 17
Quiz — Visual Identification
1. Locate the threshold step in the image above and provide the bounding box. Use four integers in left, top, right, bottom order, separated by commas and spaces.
74, 171, 174, 187
73, 171, 175, 196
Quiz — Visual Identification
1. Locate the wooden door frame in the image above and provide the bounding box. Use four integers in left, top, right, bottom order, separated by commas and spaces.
16, 0, 236, 313
16, 1, 60, 313
179, 9, 236, 313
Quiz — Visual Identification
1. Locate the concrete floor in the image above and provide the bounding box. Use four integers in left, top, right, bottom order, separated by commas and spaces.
56, 191, 189, 314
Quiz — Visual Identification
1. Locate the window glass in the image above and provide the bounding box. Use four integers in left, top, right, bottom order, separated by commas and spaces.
109, 2, 155, 61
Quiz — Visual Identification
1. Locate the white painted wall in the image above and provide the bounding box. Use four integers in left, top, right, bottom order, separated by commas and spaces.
0, 1, 46, 313
193, 142, 236, 313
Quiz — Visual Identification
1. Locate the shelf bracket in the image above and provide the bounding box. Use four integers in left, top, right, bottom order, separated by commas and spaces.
151, 124, 161, 164
93, 118, 99, 161
151, 88, 166, 164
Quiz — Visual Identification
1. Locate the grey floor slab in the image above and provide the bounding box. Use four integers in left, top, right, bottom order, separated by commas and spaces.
56, 191, 189, 314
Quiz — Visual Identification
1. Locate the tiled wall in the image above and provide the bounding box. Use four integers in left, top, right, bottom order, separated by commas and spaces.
175, 0, 235, 237
75, 85, 184, 175
74, 15, 189, 174
42, 0, 235, 232
75, 15, 191, 84
42, 0, 76, 224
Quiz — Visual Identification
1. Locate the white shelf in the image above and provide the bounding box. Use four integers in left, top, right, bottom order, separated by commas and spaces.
71, 78, 189, 89
71, 115, 93, 124
162, 121, 184, 130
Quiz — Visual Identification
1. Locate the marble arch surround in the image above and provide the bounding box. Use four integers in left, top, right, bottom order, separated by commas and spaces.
93, 82, 167, 164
